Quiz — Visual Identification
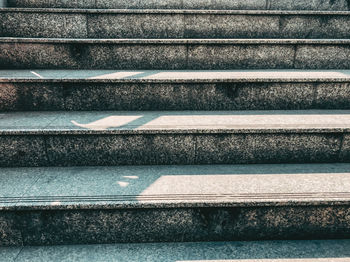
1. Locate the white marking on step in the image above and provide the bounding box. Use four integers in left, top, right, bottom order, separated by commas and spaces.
117, 181, 129, 187
30, 71, 44, 79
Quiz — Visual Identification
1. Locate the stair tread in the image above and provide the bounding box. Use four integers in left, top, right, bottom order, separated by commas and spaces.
2, 239, 350, 262
1, 110, 350, 134
3, 8, 350, 15
1, 163, 350, 210
2, 37, 350, 44
2, 69, 350, 82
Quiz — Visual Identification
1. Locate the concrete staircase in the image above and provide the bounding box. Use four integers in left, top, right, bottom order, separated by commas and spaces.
1, 0, 350, 259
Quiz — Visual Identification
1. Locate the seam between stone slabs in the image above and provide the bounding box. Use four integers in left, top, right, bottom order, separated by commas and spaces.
13, 246, 24, 262
338, 133, 346, 160
85, 13, 89, 39
42, 115, 60, 166
292, 45, 298, 69
312, 82, 319, 108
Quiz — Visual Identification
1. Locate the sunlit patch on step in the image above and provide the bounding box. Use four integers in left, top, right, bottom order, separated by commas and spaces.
71, 115, 143, 130
117, 181, 129, 188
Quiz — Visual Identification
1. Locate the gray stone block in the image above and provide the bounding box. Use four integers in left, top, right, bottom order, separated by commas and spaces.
46, 134, 196, 166
195, 133, 342, 164
2, 205, 350, 246
295, 45, 350, 69
87, 14, 184, 39
0, 83, 64, 111
0, 136, 48, 167
187, 44, 295, 69
97, 0, 181, 9
315, 82, 350, 109
7, 0, 350, 10
8, 240, 350, 261
0, 212, 22, 246
0, 42, 187, 70
268, 0, 350, 11
3, 11, 350, 39
7, 0, 96, 8
0, 11, 87, 38
184, 14, 280, 38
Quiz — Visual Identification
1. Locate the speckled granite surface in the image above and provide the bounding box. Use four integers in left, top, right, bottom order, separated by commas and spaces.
1, 164, 350, 245
1, 70, 350, 110
1, 240, 350, 261
0, 110, 349, 166
1, 9, 350, 39
1, 38, 350, 70
6, 0, 350, 10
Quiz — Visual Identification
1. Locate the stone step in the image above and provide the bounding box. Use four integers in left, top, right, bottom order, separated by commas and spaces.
1, 163, 350, 246
1, 70, 350, 111
1, 38, 350, 70
1, 110, 350, 167
2, 239, 350, 261
2, 9, 350, 39
6, 0, 350, 11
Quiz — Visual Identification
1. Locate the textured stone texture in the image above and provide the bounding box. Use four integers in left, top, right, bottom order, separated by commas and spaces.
0, 11, 87, 38
2, 11, 350, 39
1, 205, 350, 246
184, 14, 279, 38
0, 212, 23, 246
7, 240, 350, 262
7, 0, 350, 10
0, 136, 48, 167
87, 14, 184, 39
7, 0, 96, 8
295, 45, 350, 69
188, 44, 295, 69
0, 132, 345, 167
269, 0, 350, 11
4, 81, 341, 111
2, 40, 350, 70
195, 133, 342, 164
0, 83, 64, 111
45, 134, 196, 166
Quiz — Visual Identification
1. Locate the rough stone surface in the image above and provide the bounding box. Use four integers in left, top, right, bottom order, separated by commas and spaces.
3, 81, 338, 111
2, 11, 350, 39
195, 133, 342, 164
0, 136, 48, 167
45, 134, 196, 166
2, 40, 350, 70
5, 240, 350, 262
7, 0, 350, 10
1, 206, 350, 246
0, 11, 87, 38
0, 83, 63, 111
87, 14, 184, 39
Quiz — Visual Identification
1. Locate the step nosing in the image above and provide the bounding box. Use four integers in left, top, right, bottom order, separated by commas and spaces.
2, 8, 350, 15
2, 37, 350, 45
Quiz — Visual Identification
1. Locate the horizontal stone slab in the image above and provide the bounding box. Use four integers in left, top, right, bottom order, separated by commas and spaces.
2, 240, 350, 260
2, 9, 350, 39
0, 110, 349, 166
1, 70, 350, 110
1, 164, 350, 246
1, 38, 350, 69
6, 0, 350, 10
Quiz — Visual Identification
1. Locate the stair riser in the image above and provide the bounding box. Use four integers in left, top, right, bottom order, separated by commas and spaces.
2, 42, 350, 70
1, 82, 350, 111
6, 0, 350, 10
1, 205, 350, 246
1, 133, 348, 167
2, 12, 350, 39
